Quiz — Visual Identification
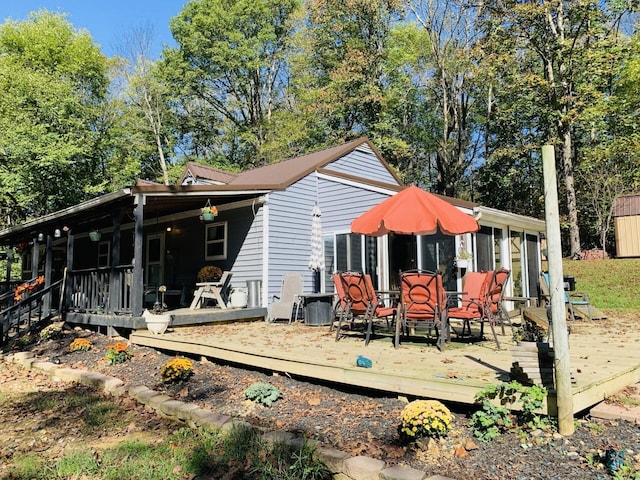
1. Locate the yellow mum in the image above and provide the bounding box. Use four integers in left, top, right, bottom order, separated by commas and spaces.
399, 400, 454, 440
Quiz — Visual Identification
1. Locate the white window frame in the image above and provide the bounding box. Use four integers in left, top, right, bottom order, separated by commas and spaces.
205, 221, 228, 261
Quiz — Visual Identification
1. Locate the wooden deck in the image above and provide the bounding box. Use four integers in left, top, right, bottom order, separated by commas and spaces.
130, 312, 640, 415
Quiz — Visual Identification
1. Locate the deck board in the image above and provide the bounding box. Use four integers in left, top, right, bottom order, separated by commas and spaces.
130, 313, 640, 414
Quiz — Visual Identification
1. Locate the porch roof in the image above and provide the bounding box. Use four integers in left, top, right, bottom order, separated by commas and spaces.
0, 186, 267, 246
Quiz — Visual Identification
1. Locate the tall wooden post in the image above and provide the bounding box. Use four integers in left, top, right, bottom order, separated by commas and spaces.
131, 195, 145, 317
32, 237, 40, 280
109, 211, 122, 313
44, 235, 52, 313
542, 144, 574, 435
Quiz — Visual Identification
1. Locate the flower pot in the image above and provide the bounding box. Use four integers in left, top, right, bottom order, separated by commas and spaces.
201, 212, 215, 222
89, 231, 102, 242
143, 311, 172, 334
457, 258, 468, 269
230, 288, 248, 308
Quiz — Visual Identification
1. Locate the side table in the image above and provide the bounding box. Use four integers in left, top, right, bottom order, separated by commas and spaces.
301, 293, 335, 326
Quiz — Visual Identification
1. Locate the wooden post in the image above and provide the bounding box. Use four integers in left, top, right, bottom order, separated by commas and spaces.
32, 236, 40, 280
109, 211, 122, 313
131, 195, 144, 317
542, 144, 574, 435
44, 235, 52, 314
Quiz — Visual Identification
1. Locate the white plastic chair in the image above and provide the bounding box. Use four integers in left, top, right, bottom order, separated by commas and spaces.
267, 273, 303, 322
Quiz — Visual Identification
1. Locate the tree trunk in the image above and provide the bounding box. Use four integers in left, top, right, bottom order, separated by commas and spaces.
562, 130, 581, 258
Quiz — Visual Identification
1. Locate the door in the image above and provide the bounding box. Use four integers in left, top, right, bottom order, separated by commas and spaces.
145, 233, 165, 287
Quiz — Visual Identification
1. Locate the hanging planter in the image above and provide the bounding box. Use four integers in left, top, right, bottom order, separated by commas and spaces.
89, 230, 102, 242
200, 200, 218, 222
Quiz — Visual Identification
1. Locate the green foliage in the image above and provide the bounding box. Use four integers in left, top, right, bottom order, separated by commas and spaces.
161, 0, 302, 168
0, 11, 112, 221
243, 381, 282, 406
39, 323, 62, 341
469, 381, 548, 442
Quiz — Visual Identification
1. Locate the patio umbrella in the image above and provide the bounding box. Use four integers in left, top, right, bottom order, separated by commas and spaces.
308, 204, 324, 292
351, 185, 479, 236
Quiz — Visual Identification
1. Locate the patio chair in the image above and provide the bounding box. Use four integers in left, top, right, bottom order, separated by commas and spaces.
447, 271, 491, 339
267, 273, 303, 323
334, 272, 395, 345
191, 271, 233, 309
481, 268, 511, 349
540, 272, 592, 321
395, 269, 448, 350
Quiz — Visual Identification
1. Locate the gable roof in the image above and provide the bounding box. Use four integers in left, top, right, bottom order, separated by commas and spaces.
178, 137, 403, 190
180, 162, 239, 185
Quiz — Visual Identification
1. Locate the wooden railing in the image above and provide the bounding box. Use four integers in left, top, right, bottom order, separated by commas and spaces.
66, 265, 134, 315
0, 279, 62, 346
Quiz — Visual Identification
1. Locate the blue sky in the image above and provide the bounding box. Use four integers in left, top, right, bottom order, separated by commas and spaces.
0, 1, 186, 58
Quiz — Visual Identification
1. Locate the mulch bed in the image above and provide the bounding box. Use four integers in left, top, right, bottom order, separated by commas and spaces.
12, 324, 640, 479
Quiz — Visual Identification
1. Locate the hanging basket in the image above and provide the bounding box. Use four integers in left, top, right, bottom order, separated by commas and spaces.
89, 231, 102, 242
200, 200, 218, 222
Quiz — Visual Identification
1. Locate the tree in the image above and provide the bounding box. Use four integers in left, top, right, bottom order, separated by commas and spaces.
160, 0, 301, 168
291, 0, 415, 169
475, 0, 637, 256
115, 24, 176, 185
0, 11, 110, 223
406, 0, 483, 197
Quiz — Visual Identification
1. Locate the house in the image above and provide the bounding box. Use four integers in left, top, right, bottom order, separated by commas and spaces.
613, 193, 640, 258
0, 137, 545, 334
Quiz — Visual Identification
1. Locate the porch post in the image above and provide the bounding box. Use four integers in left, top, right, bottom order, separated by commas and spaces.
64, 231, 75, 313
109, 211, 122, 313
43, 235, 53, 313
32, 237, 40, 280
131, 195, 144, 316
4, 244, 11, 285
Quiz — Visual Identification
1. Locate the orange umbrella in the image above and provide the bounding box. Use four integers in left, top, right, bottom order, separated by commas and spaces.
351, 186, 479, 236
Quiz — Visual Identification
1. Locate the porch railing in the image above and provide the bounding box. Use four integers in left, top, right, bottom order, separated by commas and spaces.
0, 279, 62, 346
66, 265, 134, 315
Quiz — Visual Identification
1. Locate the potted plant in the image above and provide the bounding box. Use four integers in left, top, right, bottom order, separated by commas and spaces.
143, 285, 172, 334
89, 230, 102, 242
197, 265, 222, 283
200, 205, 218, 222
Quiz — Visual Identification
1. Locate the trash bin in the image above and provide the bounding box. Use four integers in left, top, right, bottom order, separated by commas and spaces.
563, 276, 575, 291
304, 294, 334, 326
246, 280, 261, 308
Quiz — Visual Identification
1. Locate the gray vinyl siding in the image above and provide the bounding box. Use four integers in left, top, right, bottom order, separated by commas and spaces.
266, 175, 318, 298
266, 173, 392, 299
226, 204, 264, 291
327, 145, 397, 184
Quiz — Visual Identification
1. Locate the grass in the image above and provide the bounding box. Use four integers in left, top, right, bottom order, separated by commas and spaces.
3, 385, 331, 480
561, 258, 640, 312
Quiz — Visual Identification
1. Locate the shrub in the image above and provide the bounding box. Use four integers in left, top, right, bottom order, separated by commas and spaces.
398, 399, 454, 441
104, 342, 131, 365
39, 323, 62, 341
244, 382, 281, 406
470, 381, 548, 442
160, 357, 194, 384
69, 338, 92, 352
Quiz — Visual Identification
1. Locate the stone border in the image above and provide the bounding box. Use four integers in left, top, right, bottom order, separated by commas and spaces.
2, 351, 453, 480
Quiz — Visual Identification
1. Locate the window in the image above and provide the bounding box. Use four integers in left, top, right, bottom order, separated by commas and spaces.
324, 233, 378, 291
97, 241, 110, 268
205, 222, 227, 260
